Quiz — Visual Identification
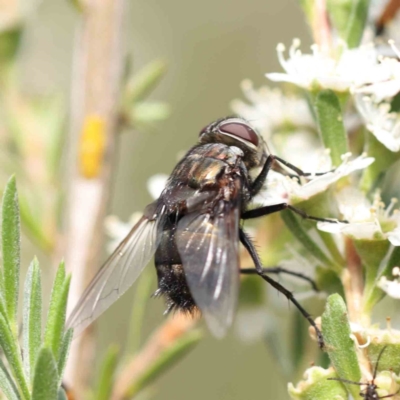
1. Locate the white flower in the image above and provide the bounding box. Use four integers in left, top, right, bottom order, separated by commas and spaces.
353, 41, 400, 101
104, 213, 142, 253
147, 173, 168, 200
355, 94, 400, 152
266, 39, 379, 92
318, 188, 400, 243
231, 80, 320, 162
257, 153, 374, 205
231, 80, 314, 136
378, 267, 400, 299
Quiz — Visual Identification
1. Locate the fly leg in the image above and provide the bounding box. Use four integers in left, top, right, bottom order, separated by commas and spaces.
241, 267, 318, 292
239, 229, 324, 349
250, 154, 335, 198
273, 155, 335, 177
242, 202, 346, 224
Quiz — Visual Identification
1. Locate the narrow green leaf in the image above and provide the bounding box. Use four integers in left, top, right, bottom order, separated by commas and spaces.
57, 329, 73, 384
0, 357, 20, 400
125, 60, 168, 103
23, 258, 42, 383
360, 131, 400, 193
321, 294, 361, 399
131, 102, 171, 124
31, 348, 58, 400
364, 245, 400, 310
345, 0, 370, 48
353, 239, 390, 304
125, 330, 202, 397
44, 263, 70, 362
0, 312, 29, 399
314, 90, 348, 167
281, 210, 338, 271
1, 175, 21, 333
327, 0, 354, 42
94, 345, 119, 400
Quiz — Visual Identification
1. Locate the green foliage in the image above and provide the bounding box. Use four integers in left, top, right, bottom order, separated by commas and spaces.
0, 177, 72, 399
44, 263, 71, 362
281, 210, 337, 270
31, 349, 58, 400
314, 90, 348, 167
23, 259, 42, 383
321, 295, 361, 399
94, 345, 119, 400
120, 59, 170, 128
2, 176, 21, 333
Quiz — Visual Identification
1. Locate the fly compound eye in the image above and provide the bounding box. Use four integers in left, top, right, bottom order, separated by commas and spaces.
219, 121, 259, 147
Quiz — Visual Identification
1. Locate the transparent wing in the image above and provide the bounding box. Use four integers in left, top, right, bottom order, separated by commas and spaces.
67, 207, 165, 337
175, 196, 240, 338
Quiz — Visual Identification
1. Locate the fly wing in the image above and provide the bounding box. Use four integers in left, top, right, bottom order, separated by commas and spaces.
66, 203, 166, 337
175, 181, 240, 338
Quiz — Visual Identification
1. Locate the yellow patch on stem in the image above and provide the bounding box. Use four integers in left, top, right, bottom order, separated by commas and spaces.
79, 115, 106, 178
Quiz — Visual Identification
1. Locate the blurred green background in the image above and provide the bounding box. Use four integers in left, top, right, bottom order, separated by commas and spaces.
21, 0, 312, 398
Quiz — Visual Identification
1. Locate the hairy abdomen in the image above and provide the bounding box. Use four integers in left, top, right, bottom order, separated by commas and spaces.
154, 228, 197, 314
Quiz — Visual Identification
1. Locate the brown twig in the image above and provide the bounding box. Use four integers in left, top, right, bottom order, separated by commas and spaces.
111, 313, 197, 400
60, 0, 125, 393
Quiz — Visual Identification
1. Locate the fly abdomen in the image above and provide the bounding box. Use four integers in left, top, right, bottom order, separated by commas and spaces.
154, 228, 197, 314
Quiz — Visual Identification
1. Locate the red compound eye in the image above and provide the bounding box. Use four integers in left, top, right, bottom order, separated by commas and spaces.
219, 122, 259, 146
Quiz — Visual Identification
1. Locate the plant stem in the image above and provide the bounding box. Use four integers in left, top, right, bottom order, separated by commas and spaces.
60, 0, 125, 393
342, 238, 364, 323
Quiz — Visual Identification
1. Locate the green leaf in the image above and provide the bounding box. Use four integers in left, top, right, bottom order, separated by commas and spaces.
1, 175, 21, 333
31, 348, 59, 400
124, 329, 202, 398
23, 258, 42, 383
131, 101, 171, 124
364, 245, 400, 310
125, 60, 168, 103
360, 131, 400, 193
0, 312, 29, 399
344, 0, 370, 48
314, 90, 348, 167
288, 366, 347, 400
0, 357, 20, 400
94, 345, 119, 400
321, 294, 361, 399
353, 239, 390, 309
281, 210, 338, 271
327, 0, 370, 48
327, 0, 354, 42
44, 263, 70, 362
57, 329, 73, 384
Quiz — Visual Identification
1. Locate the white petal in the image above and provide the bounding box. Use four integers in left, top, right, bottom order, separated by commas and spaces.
147, 174, 169, 200
378, 277, 400, 299
388, 227, 400, 246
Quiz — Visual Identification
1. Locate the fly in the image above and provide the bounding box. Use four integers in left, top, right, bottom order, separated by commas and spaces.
67, 116, 342, 346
